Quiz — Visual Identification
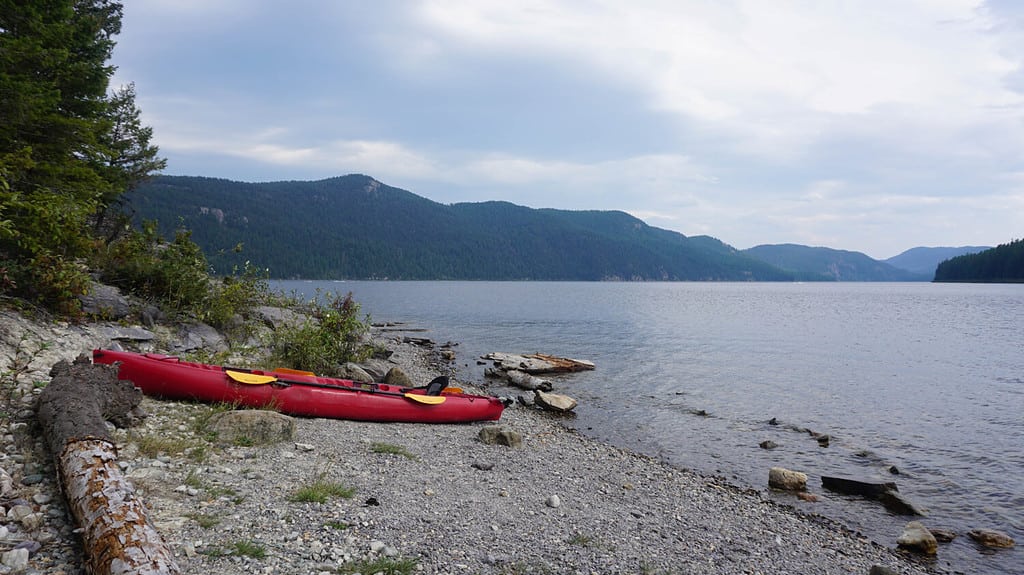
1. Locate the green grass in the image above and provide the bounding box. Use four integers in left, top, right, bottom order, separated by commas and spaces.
324, 520, 349, 530
185, 512, 221, 529
199, 539, 267, 559
232, 540, 266, 559
134, 434, 189, 458
370, 442, 417, 460
288, 477, 356, 504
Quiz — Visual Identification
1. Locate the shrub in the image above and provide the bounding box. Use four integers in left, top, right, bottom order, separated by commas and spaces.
265, 290, 371, 375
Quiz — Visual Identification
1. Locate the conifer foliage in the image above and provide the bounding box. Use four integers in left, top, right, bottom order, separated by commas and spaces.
0, 1, 165, 312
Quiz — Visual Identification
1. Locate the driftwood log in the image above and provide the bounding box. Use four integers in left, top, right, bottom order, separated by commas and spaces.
36, 355, 180, 575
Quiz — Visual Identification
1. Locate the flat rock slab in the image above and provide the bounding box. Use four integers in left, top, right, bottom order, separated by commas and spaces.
483, 352, 595, 374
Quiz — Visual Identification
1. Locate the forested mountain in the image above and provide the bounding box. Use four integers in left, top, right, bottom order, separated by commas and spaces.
884, 246, 991, 276
742, 244, 930, 281
128, 175, 793, 281
934, 239, 1024, 283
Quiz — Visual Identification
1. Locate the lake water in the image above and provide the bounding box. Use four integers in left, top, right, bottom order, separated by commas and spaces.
272, 280, 1023, 574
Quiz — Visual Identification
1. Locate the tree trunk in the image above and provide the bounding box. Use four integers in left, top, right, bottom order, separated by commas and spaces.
37, 356, 181, 575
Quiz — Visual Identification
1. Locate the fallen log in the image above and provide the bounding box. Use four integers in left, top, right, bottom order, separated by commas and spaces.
37, 355, 181, 575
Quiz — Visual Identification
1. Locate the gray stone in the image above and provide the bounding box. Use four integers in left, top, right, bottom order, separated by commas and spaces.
507, 370, 553, 391
759, 440, 779, 450
209, 410, 296, 444
478, 425, 523, 448
545, 495, 561, 508
338, 363, 374, 383
254, 305, 306, 330
768, 467, 807, 491
869, 566, 898, 575
100, 326, 156, 342
79, 283, 132, 319
534, 390, 577, 412
897, 521, 938, 555
173, 322, 227, 354
1, 548, 29, 570
383, 367, 413, 387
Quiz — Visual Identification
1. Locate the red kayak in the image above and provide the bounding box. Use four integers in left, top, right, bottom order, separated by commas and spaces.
92, 349, 504, 423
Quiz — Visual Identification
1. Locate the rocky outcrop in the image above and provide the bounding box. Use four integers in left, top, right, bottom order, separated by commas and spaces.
482, 352, 594, 374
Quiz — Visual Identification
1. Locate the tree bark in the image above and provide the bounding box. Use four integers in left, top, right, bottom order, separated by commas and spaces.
37, 356, 180, 575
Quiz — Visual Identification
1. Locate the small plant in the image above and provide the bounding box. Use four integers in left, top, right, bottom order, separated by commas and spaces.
185, 512, 221, 529
288, 475, 356, 504
336, 557, 417, 575
232, 435, 255, 447
324, 520, 349, 530
231, 540, 266, 559
134, 435, 189, 458
371, 442, 417, 460
183, 469, 204, 488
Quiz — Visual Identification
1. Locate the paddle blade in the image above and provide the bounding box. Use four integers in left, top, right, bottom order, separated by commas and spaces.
404, 393, 446, 405
226, 370, 277, 385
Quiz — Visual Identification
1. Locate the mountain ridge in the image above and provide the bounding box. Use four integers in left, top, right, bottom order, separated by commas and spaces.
128, 174, 977, 282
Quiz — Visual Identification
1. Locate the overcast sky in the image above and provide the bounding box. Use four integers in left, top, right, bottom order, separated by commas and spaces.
110, 1, 1024, 259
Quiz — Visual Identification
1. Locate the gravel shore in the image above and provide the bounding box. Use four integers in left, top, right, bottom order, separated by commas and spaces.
0, 314, 943, 574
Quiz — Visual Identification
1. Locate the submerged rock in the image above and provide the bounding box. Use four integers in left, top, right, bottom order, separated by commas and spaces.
967, 528, 1015, 549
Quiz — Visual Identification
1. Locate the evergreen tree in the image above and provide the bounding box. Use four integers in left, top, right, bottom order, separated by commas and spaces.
0, 1, 164, 311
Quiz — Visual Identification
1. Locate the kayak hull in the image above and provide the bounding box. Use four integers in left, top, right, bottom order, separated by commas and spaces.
92, 349, 504, 423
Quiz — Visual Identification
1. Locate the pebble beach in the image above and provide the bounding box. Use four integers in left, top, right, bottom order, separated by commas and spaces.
0, 310, 944, 574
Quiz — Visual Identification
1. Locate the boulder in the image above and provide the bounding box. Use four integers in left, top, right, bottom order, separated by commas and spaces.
768, 467, 807, 491
759, 440, 779, 450
534, 390, 577, 413
896, 521, 938, 555
967, 528, 1015, 549
506, 370, 553, 391
337, 363, 374, 383
929, 528, 957, 543
79, 283, 132, 319
253, 305, 305, 330
173, 322, 227, 354
208, 410, 295, 445
478, 425, 522, 448
383, 367, 413, 387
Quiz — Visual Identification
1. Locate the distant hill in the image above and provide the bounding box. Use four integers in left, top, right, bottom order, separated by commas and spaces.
934, 239, 1024, 283
884, 246, 991, 276
127, 175, 793, 281
742, 244, 930, 281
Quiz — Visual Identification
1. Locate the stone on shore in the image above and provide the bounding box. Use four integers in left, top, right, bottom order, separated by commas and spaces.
478, 425, 523, 447
768, 467, 807, 491
506, 370, 553, 391
534, 390, 577, 413
897, 521, 938, 555
209, 410, 296, 444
